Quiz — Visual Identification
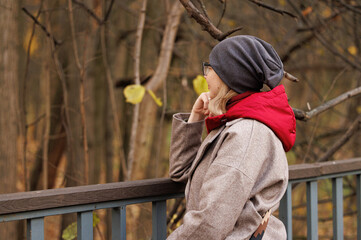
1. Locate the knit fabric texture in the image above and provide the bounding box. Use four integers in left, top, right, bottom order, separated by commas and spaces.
209, 35, 284, 93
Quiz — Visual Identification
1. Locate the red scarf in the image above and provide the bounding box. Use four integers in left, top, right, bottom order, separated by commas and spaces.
205, 85, 296, 152
205, 91, 255, 133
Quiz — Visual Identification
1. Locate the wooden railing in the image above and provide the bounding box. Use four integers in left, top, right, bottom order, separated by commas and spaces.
0, 158, 361, 239
0, 178, 185, 240
280, 157, 361, 240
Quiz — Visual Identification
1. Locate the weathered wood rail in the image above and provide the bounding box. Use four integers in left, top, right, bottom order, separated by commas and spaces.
280, 158, 361, 240
0, 158, 361, 239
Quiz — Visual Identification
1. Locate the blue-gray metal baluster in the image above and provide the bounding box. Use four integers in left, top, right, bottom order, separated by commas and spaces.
279, 183, 292, 240
152, 200, 167, 240
112, 206, 126, 240
77, 211, 93, 240
357, 174, 361, 240
307, 181, 318, 240
332, 177, 343, 240
26, 217, 44, 240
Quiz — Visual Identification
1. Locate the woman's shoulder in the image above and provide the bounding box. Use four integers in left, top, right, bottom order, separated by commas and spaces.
219, 118, 286, 162
225, 118, 277, 138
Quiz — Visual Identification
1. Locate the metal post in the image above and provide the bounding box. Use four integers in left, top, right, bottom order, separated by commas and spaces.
152, 200, 167, 240
279, 183, 292, 240
77, 211, 93, 240
26, 217, 44, 240
332, 177, 343, 240
357, 174, 361, 240
307, 181, 318, 240
112, 206, 126, 240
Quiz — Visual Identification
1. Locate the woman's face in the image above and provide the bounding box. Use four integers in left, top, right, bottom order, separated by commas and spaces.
205, 68, 223, 98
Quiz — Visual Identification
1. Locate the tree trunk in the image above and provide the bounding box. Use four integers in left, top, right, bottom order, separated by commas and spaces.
127, 2, 183, 239
61, 2, 88, 235
29, 84, 66, 190
84, 6, 102, 185
0, 0, 19, 238
131, 1, 183, 180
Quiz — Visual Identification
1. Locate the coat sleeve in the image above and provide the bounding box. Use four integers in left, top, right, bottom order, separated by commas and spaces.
169, 113, 204, 183
167, 123, 268, 240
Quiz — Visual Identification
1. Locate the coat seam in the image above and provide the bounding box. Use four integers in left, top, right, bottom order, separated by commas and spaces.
212, 162, 255, 183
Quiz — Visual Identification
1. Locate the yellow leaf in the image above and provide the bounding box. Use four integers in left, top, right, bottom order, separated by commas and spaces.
123, 85, 145, 104
286, 151, 296, 165
316, 48, 325, 56
322, 8, 332, 18
227, 20, 236, 28
147, 89, 163, 107
23, 30, 39, 56
357, 106, 361, 114
348, 45, 358, 56
62, 222, 77, 240
302, 6, 312, 16
278, 0, 286, 6
93, 212, 100, 227
193, 75, 209, 96
62, 213, 100, 240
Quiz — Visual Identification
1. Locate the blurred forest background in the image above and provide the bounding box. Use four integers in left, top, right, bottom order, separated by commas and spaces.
0, 0, 361, 239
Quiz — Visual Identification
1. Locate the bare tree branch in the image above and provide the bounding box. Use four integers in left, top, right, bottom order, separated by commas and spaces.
302, 68, 344, 163
247, 0, 297, 19
72, 0, 114, 25
155, 73, 167, 178
178, 0, 242, 41
293, 128, 347, 148
22, 7, 61, 46
167, 198, 183, 224
67, 0, 90, 184
284, 71, 298, 82
26, 114, 45, 128
100, 5, 127, 179
293, 85, 361, 121
47, 19, 75, 183
195, 0, 210, 20
169, 202, 186, 229
216, 0, 227, 28
72, 0, 102, 25
42, 70, 50, 190
296, 7, 347, 32
146, 2, 184, 91
118, 2, 144, 18
127, 0, 148, 181
22, 1, 45, 192
281, 7, 347, 63
339, 0, 361, 15
316, 114, 361, 163
287, 0, 361, 72
104, 0, 115, 22
42, 15, 51, 188
281, 34, 314, 63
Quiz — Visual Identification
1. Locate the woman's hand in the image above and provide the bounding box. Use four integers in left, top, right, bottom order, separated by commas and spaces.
188, 92, 211, 123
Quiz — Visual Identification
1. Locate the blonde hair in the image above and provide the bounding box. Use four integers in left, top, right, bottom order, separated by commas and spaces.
208, 81, 238, 116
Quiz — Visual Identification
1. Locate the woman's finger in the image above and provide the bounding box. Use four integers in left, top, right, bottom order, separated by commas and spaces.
203, 92, 211, 110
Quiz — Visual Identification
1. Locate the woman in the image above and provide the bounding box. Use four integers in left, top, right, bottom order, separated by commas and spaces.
168, 35, 296, 240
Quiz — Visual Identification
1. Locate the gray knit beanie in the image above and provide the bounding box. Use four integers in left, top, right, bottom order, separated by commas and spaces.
209, 35, 284, 93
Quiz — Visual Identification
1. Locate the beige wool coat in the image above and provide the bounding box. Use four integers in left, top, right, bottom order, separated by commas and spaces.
167, 113, 288, 240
